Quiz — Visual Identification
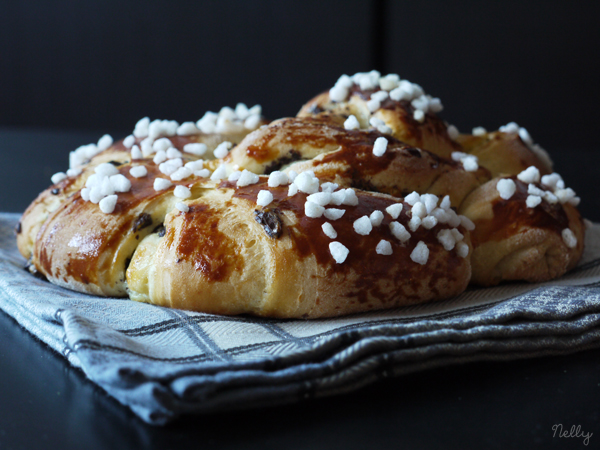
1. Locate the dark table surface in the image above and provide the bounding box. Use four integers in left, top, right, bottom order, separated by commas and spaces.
1, 128, 599, 449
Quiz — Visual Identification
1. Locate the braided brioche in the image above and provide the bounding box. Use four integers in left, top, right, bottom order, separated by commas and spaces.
17, 74, 585, 317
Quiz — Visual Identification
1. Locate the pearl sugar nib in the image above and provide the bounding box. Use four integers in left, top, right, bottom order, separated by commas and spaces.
373, 137, 388, 157
376, 240, 393, 255
256, 190, 274, 207
496, 179, 516, 200
329, 241, 349, 264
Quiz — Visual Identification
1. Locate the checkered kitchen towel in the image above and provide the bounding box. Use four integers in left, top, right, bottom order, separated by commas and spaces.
2, 213, 600, 425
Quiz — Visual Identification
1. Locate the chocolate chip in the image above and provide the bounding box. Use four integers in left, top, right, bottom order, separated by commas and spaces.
15, 221, 22, 234
351, 178, 377, 192
51, 188, 60, 195
264, 150, 303, 174
153, 225, 166, 237
132, 213, 153, 232
108, 160, 124, 167
254, 208, 283, 239
407, 148, 422, 158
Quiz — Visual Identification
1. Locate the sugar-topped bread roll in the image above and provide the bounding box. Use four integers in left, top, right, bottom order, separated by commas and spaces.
459, 174, 584, 285
126, 179, 472, 318
297, 72, 461, 159
30, 161, 215, 296
228, 115, 489, 207
17, 111, 265, 262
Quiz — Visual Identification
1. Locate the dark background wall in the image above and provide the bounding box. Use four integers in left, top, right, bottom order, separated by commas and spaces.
1, 0, 599, 150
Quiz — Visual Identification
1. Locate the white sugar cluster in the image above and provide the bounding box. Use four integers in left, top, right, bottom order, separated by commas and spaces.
206, 165, 261, 187
134, 132, 214, 182
127, 103, 261, 161
351, 190, 473, 265
51, 134, 115, 184
451, 151, 479, 172
436, 228, 470, 258
253, 170, 346, 211
329, 73, 356, 102
328, 71, 443, 124
341, 114, 392, 135
69, 134, 113, 171
498, 166, 580, 208
74, 152, 216, 216
156, 156, 210, 182
197, 104, 262, 135
499, 122, 553, 169
130, 121, 205, 160
369, 117, 392, 134
402, 191, 473, 233
132, 118, 179, 141
366, 90, 391, 113
539, 172, 580, 206
497, 168, 580, 249
131, 119, 177, 158
387, 191, 473, 262
302, 179, 359, 220
80, 163, 131, 214
407, 92, 443, 123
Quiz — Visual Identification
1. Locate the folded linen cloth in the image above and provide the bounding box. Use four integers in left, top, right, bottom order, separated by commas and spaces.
1, 212, 600, 425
